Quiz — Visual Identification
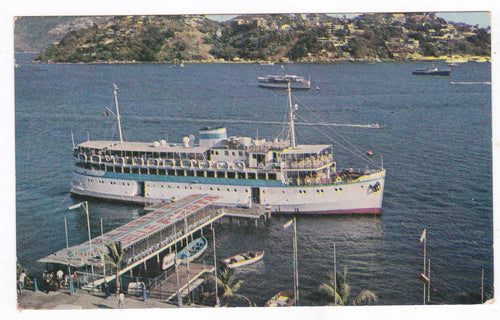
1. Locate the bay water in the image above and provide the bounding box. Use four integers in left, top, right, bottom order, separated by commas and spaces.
15, 53, 492, 305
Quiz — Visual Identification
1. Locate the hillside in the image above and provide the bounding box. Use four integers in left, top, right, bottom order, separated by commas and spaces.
14, 16, 111, 53
33, 13, 490, 63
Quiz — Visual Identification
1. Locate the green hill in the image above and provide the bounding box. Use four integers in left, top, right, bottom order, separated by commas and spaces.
14, 16, 111, 53
32, 13, 490, 63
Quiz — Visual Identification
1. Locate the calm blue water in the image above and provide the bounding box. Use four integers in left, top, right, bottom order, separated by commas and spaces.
15, 53, 492, 305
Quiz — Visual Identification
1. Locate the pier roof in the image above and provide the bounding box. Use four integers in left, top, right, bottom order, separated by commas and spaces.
38, 194, 219, 268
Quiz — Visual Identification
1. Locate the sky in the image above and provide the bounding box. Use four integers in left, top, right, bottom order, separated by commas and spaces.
208, 12, 490, 28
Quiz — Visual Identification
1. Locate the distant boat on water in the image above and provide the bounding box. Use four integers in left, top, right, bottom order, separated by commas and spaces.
257, 74, 311, 89
412, 66, 451, 76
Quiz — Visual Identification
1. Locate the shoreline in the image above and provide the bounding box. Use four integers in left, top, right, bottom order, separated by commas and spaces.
24, 55, 491, 65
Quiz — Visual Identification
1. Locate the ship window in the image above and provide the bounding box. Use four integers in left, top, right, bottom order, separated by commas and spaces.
132, 167, 139, 174
227, 172, 236, 179
167, 169, 175, 176
100, 164, 105, 171
124, 167, 131, 174
159, 168, 166, 175
239, 151, 243, 156
140, 168, 148, 174
258, 173, 266, 180
196, 171, 205, 177
238, 172, 246, 179
248, 172, 256, 180
217, 171, 225, 178
91, 163, 99, 170
207, 171, 215, 178
186, 170, 195, 177
268, 173, 277, 180
225, 151, 229, 156
176, 170, 185, 176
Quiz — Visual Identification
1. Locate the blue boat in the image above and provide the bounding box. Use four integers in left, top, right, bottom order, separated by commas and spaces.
177, 237, 208, 263
412, 66, 451, 76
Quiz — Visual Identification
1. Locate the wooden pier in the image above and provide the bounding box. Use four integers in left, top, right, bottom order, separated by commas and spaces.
149, 262, 214, 302
38, 195, 271, 302
219, 205, 272, 226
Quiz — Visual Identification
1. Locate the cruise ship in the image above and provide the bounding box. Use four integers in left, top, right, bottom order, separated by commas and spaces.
70, 84, 385, 214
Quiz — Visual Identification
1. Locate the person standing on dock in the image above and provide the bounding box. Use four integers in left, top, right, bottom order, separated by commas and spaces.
118, 291, 125, 308
56, 269, 64, 288
18, 269, 26, 294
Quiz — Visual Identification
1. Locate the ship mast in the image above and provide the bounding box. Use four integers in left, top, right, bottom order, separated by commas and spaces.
113, 83, 123, 142
288, 82, 296, 148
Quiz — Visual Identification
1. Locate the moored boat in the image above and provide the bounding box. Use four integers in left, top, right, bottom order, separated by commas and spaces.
265, 291, 295, 307
412, 66, 451, 76
257, 74, 311, 90
222, 250, 264, 269
177, 237, 208, 263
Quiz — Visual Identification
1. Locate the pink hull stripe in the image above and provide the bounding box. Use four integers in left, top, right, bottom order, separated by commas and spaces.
276, 208, 382, 215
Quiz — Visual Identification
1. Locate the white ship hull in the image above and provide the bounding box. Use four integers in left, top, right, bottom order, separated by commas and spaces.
70, 84, 386, 215
70, 168, 385, 214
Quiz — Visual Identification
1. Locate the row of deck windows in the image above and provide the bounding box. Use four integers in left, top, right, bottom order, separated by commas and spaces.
77, 162, 277, 181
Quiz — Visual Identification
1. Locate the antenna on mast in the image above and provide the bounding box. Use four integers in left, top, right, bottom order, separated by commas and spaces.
113, 83, 123, 142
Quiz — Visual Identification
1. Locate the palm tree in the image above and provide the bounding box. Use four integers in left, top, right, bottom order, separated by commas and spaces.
204, 263, 253, 307
104, 241, 124, 296
316, 270, 377, 306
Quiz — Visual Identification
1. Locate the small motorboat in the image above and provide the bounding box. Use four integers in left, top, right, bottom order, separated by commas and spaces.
412, 66, 451, 76
222, 250, 265, 269
264, 291, 295, 307
177, 237, 208, 263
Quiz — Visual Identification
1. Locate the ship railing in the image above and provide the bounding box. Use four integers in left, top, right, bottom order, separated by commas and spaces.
282, 156, 334, 170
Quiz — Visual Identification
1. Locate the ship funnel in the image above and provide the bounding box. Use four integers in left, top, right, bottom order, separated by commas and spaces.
199, 127, 227, 147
